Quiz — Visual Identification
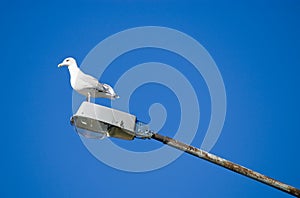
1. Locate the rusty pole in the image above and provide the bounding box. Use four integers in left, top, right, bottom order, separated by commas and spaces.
151, 133, 300, 197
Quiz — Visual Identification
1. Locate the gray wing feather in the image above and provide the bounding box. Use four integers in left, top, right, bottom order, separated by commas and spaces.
77, 71, 105, 91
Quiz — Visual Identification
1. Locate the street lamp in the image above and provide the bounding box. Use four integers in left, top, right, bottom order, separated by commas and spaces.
70, 101, 152, 140
70, 101, 300, 197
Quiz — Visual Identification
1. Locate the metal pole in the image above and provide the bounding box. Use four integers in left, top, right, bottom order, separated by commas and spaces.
151, 133, 300, 197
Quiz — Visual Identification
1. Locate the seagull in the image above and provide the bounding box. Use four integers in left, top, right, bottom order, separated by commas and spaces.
58, 57, 119, 101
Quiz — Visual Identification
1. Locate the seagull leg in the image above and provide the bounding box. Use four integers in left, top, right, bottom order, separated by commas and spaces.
86, 93, 91, 102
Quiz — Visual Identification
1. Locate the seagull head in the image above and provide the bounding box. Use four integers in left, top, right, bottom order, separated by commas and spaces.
58, 57, 76, 67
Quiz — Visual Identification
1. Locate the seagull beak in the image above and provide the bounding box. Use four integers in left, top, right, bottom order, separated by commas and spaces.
58, 63, 64, 67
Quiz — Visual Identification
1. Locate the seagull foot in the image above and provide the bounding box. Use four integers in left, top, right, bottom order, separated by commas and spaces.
86, 93, 91, 102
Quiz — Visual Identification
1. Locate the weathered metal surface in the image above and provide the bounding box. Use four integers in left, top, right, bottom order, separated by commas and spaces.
151, 133, 300, 197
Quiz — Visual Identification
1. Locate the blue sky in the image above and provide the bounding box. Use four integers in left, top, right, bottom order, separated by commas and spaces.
1, 1, 299, 197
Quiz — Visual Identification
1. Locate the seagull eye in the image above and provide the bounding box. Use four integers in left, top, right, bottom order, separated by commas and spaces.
66, 59, 69, 62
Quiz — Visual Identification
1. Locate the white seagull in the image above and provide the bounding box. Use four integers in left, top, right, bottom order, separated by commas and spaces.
58, 57, 119, 101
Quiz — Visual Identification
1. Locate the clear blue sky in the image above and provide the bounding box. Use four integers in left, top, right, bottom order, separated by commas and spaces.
1, 1, 299, 197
